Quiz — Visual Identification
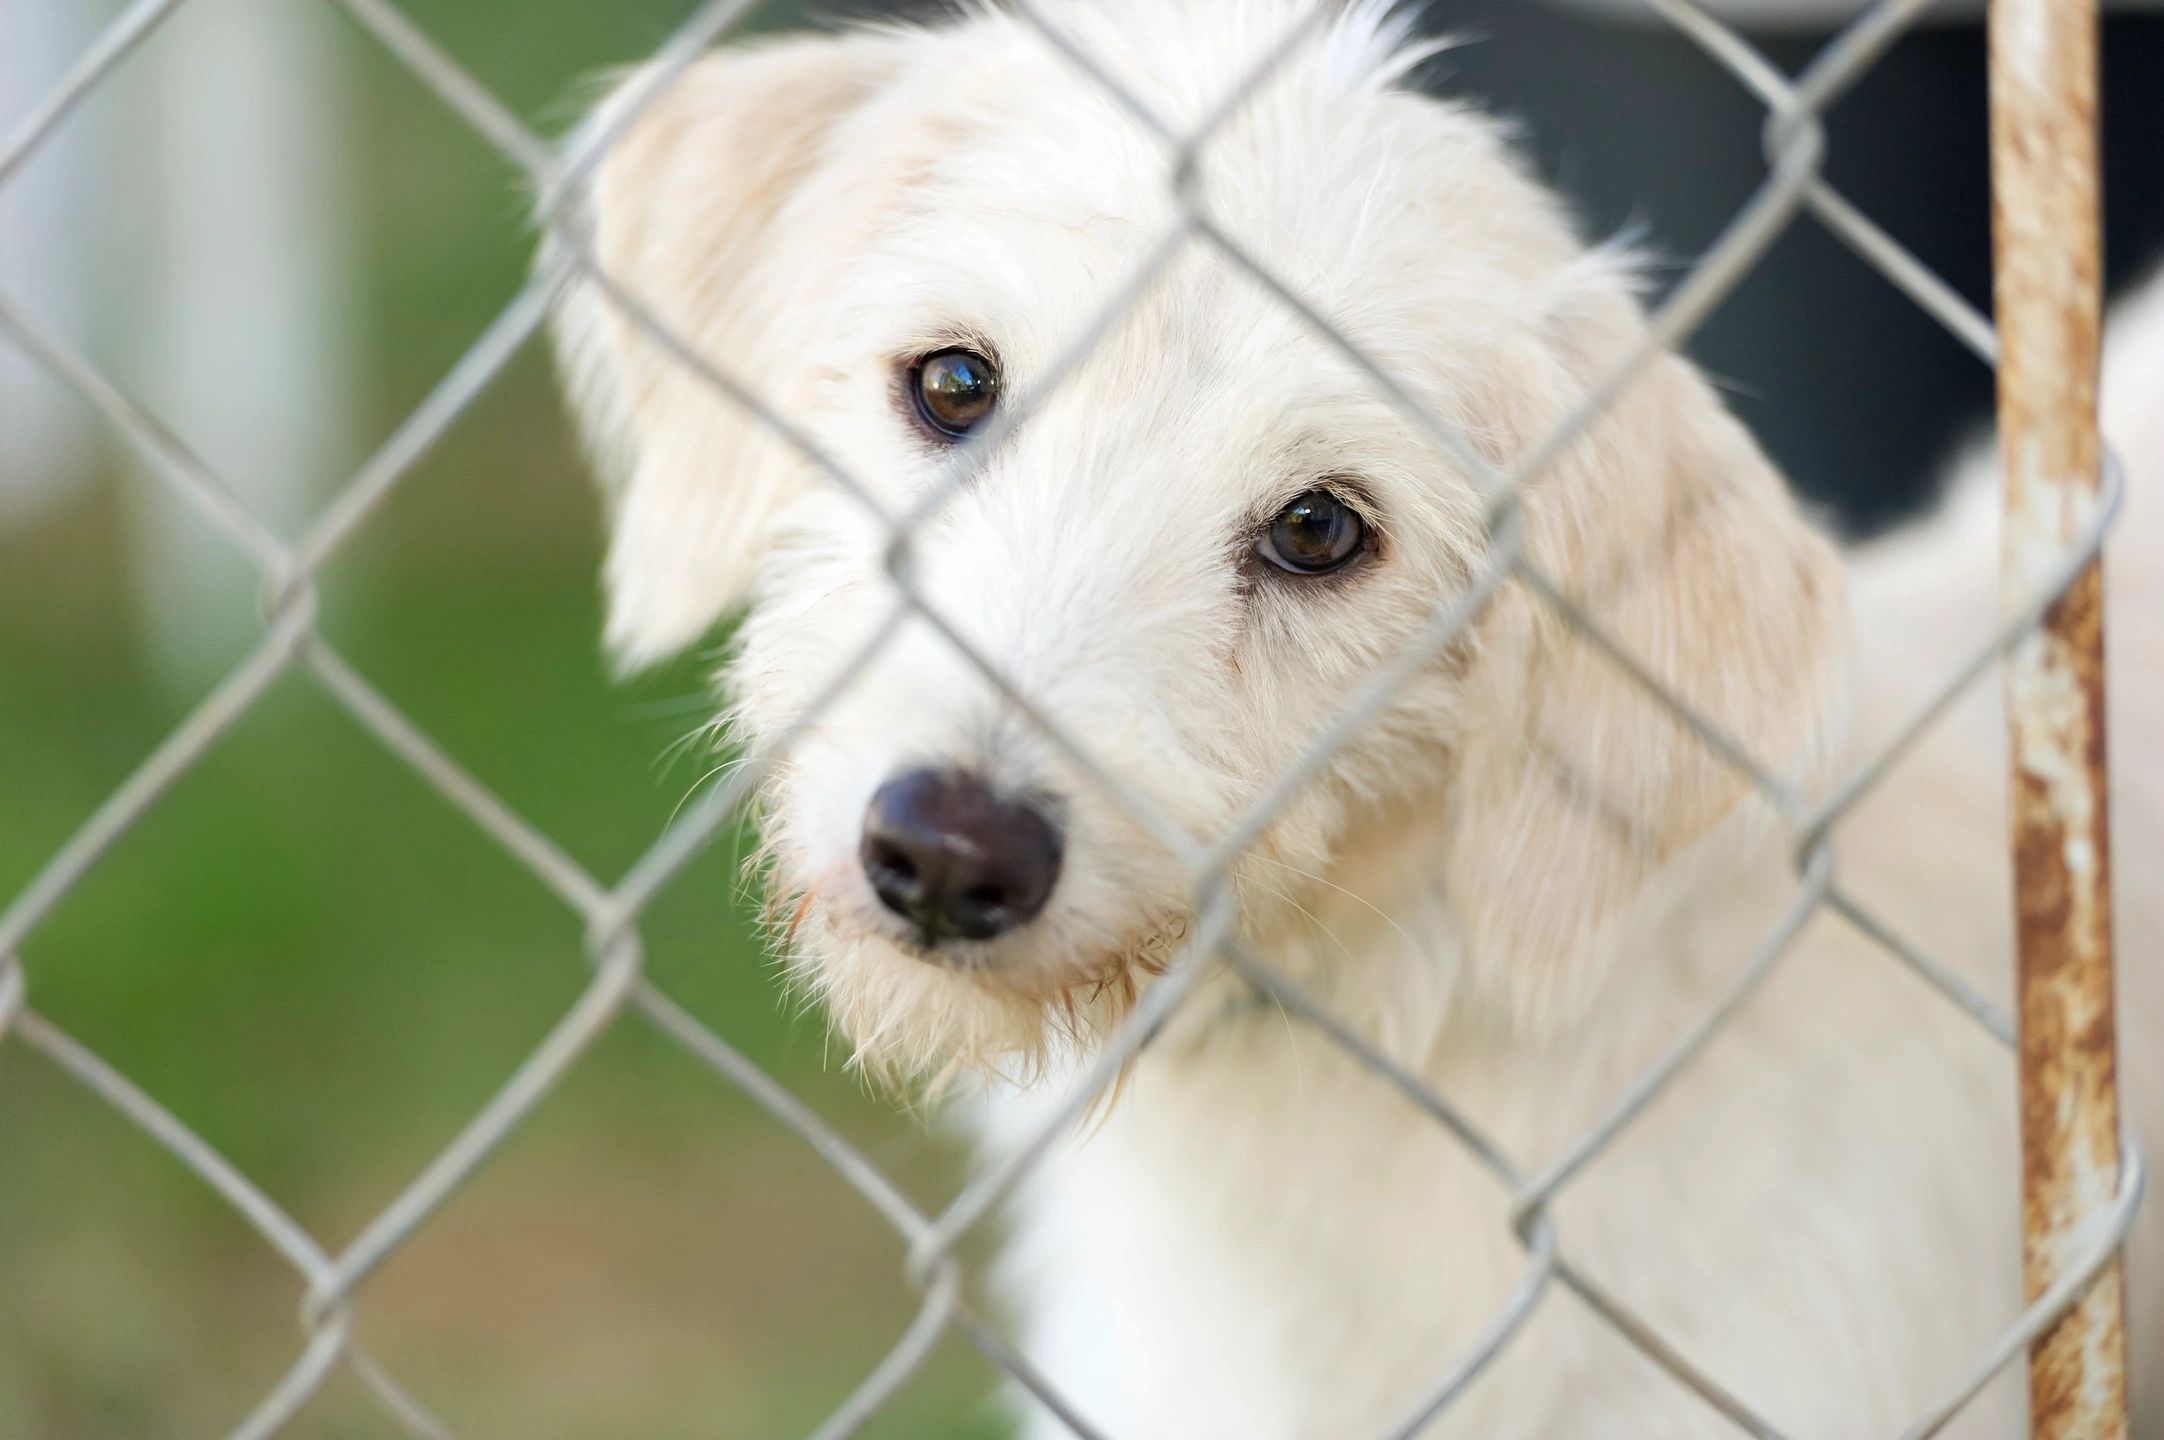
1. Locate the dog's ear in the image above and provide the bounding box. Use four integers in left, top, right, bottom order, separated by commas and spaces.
547, 35, 903, 670
1441, 346, 1846, 1019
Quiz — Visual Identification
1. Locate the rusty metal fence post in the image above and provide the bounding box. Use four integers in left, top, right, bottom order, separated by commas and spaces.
1989, 0, 2131, 1431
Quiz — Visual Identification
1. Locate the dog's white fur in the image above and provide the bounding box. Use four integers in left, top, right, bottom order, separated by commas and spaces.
549, 3, 2160, 1433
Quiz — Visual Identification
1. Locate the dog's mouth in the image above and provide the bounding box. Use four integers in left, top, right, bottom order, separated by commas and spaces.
828, 889, 1179, 992
781, 872, 1192, 1081
861, 916, 1012, 976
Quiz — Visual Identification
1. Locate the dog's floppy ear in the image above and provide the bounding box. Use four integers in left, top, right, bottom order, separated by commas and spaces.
548, 35, 903, 669
1442, 345, 1846, 1020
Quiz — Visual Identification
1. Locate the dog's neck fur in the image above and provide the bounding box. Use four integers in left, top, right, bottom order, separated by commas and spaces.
1133, 778, 1790, 1168
971, 779, 1881, 1439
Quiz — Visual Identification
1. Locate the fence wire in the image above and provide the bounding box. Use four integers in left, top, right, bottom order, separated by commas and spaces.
0, 0, 2146, 1436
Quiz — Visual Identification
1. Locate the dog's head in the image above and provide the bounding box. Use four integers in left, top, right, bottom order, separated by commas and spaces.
551, 0, 1844, 1080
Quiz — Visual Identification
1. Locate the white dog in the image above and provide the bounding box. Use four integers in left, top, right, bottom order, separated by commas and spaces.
547, 2, 2159, 1433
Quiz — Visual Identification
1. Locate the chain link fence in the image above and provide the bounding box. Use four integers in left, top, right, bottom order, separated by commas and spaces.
0, 0, 2146, 1435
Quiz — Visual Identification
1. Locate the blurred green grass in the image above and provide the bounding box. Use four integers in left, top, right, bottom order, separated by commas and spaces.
0, 1, 1007, 1434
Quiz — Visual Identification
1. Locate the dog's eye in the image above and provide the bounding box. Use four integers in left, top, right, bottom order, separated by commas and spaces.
910, 348, 1000, 439
1256, 490, 1367, 575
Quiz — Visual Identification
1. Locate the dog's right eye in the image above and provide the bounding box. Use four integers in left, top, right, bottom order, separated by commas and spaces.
1256, 490, 1369, 575
909, 349, 1000, 440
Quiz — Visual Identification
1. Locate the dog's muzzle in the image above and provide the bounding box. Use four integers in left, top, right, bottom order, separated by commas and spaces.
859, 767, 1063, 947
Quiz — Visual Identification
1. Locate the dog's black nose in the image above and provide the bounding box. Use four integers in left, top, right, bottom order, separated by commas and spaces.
860, 768, 1063, 944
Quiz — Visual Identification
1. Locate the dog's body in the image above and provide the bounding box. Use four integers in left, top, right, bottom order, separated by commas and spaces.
548, 2, 2159, 1433
989, 293, 2164, 1436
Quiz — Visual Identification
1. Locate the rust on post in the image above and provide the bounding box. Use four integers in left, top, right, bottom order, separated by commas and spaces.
1988, 0, 2129, 1433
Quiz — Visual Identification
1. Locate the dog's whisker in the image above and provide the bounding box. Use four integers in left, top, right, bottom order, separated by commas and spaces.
1246, 851, 1430, 973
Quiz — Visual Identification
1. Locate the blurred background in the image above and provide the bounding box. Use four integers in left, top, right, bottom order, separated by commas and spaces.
2, 0, 2159, 1435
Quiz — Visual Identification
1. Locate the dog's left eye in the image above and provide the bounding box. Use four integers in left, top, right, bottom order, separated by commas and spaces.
910, 348, 1000, 439
1255, 490, 1368, 575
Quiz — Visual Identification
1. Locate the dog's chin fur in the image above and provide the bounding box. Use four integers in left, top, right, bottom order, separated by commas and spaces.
780, 892, 1185, 1089
755, 781, 1201, 1086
